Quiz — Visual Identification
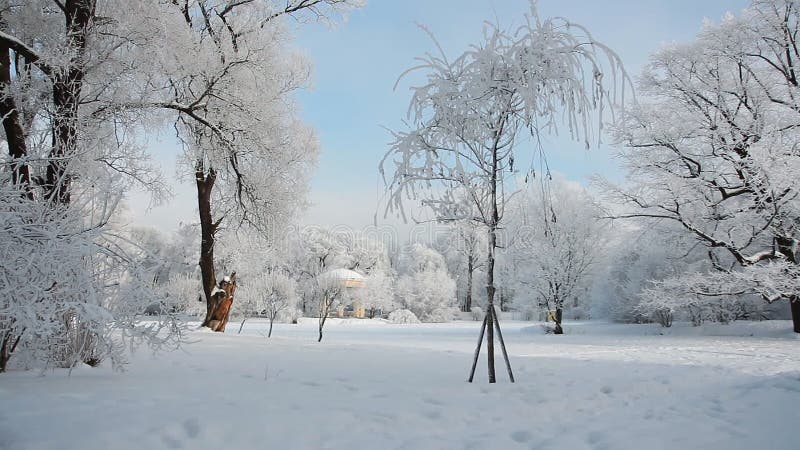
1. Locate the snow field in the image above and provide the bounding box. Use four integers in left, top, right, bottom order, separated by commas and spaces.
1, 320, 798, 450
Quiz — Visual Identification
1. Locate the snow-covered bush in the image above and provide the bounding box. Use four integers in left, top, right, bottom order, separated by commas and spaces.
637, 264, 785, 327
0, 189, 183, 372
388, 309, 421, 324
470, 306, 483, 321
427, 307, 458, 323
395, 244, 457, 322
165, 273, 204, 317
352, 270, 396, 318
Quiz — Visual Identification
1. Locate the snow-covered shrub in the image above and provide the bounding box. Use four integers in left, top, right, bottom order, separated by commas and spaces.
165, 273, 204, 317
427, 307, 458, 323
395, 244, 458, 322
470, 306, 483, 321
568, 306, 588, 321
388, 309, 421, 324
352, 270, 396, 318
0, 189, 184, 372
635, 264, 789, 328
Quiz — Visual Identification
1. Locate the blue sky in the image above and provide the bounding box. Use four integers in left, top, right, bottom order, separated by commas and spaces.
129, 0, 750, 233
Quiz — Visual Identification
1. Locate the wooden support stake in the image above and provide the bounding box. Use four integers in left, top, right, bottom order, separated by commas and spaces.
467, 312, 489, 383
492, 305, 515, 383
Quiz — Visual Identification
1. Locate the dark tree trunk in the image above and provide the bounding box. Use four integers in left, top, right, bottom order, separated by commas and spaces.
775, 237, 800, 333
553, 307, 564, 334
485, 238, 496, 383
484, 164, 499, 383
318, 315, 326, 342
465, 254, 474, 312
268, 314, 275, 338
0, 331, 22, 373
197, 165, 219, 327
469, 128, 513, 383
0, 333, 12, 373
0, 47, 33, 198
47, 0, 96, 204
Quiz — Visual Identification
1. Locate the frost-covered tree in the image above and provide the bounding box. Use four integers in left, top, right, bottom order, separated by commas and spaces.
507, 179, 606, 333
435, 222, 486, 312
395, 244, 457, 322
352, 270, 396, 318
0, 0, 167, 205
240, 271, 297, 337
290, 227, 350, 342
381, 4, 626, 381
0, 1, 183, 370
142, 1, 361, 331
601, 0, 800, 332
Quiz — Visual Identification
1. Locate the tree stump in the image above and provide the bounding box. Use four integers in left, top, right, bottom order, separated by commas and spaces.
206, 273, 237, 332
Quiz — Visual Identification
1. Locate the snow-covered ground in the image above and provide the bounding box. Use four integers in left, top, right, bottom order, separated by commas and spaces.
1, 319, 798, 450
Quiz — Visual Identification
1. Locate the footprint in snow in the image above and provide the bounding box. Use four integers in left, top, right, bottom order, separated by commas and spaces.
510, 430, 532, 443
424, 409, 443, 420
183, 418, 201, 439
160, 434, 183, 449
586, 430, 610, 450
422, 397, 444, 406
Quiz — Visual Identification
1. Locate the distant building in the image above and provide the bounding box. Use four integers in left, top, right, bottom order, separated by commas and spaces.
321, 268, 366, 318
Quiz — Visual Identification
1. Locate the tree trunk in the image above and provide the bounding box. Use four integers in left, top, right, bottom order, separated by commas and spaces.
0, 334, 12, 373
553, 307, 564, 334
486, 247, 496, 383
318, 315, 326, 342
482, 131, 501, 383
47, 0, 95, 204
268, 315, 275, 338
775, 238, 800, 334
465, 254, 474, 312
197, 165, 219, 327
0, 331, 21, 373
238, 317, 247, 334
0, 47, 33, 198
318, 296, 330, 342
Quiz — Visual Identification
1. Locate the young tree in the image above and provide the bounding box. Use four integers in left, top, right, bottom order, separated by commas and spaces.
314, 273, 345, 342
601, 0, 800, 332
291, 227, 350, 341
381, 5, 626, 382
241, 271, 297, 337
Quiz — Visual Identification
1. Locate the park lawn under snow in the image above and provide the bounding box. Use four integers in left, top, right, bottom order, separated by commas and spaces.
1, 320, 798, 450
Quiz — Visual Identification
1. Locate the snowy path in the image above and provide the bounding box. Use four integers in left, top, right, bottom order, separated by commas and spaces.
1, 320, 798, 450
